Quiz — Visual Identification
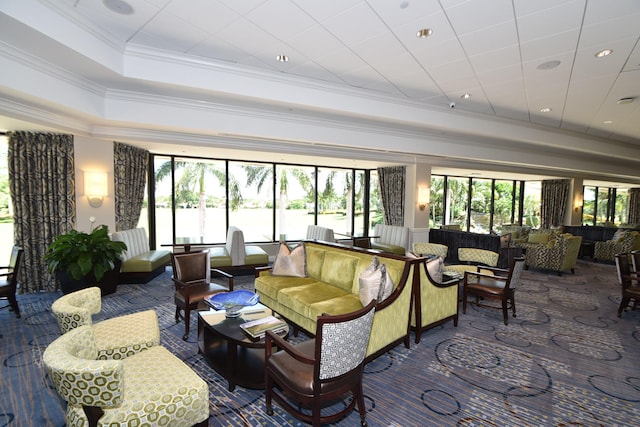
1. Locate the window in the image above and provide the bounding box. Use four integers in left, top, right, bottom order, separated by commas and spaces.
522, 181, 541, 228
0, 135, 12, 261
583, 186, 596, 226
445, 177, 469, 230
317, 168, 353, 235
231, 161, 273, 242
274, 164, 315, 241
430, 176, 444, 228
470, 178, 491, 233
493, 180, 517, 232
368, 170, 382, 234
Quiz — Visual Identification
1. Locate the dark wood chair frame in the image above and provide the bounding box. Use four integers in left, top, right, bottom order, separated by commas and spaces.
614, 252, 640, 318
171, 250, 234, 340
0, 246, 23, 318
264, 300, 377, 427
462, 256, 525, 325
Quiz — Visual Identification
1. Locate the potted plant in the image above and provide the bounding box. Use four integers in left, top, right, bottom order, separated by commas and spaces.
44, 225, 127, 295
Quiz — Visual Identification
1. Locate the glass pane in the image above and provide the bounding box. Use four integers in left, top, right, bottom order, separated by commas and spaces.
445, 177, 469, 230
493, 180, 515, 232
152, 156, 174, 247
522, 181, 541, 228
430, 176, 444, 229
596, 188, 610, 225
233, 161, 274, 242
369, 170, 382, 234
470, 179, 491, 233
583, 186, 596, 225
275, 165, 314, 241
614, 189, 628, 226
317, 168, 357, 236
353, 170, 366, 236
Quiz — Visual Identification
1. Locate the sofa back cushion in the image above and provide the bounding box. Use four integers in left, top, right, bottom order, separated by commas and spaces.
320, 252, 358, 292
112, 228, 149, 261
373, 224, 410, 250
306, 245, 326, 279
225, 226, 246, 265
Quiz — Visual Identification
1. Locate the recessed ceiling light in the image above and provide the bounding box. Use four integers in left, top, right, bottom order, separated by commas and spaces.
416, 28, 433, 38
103, 0, 134, 15
537, 60, 561, 70
616, 97, 634, 105
461, 93, 471, 100
276, 55, 289, 62
400, 1, 410, 9
603, 120, 613, 124
540, 107, 552, 113
595, 49, 612, 58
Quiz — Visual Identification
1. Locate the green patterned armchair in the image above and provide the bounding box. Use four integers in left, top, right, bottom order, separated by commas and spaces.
43, 325, 209, 427
412, 242, 448, 260
51, 286, 160, 360
524, 234, 582, 275
444, 248, 499, 275
594, 230, 640, 262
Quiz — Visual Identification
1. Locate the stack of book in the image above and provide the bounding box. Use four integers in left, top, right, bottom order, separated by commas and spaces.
240, 315, 287, 339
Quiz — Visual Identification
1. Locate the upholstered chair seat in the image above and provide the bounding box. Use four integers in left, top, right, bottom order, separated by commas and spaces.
51, 286, 160, 360
43, 325, 209, 427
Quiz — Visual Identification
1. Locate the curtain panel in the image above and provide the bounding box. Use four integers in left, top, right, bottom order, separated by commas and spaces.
540, 179, 570, 228
628, 188, 640, 225
114, 142, 149, 231
377, 166, 405, 226
8, 131, 75, 293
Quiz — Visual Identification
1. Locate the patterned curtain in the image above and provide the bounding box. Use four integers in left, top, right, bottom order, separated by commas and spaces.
628, 188, 640, 224
114, 142, 149, 231
540, 179, 570, 228
377, 166, 405, 226
8, 131, 75, 293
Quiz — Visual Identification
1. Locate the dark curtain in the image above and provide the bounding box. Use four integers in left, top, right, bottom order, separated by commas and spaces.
114, 142, 149, 231
377, 166, 405, 226
628, 188, 640, 225
540, 179, 570, 228
8, 131, 75, 293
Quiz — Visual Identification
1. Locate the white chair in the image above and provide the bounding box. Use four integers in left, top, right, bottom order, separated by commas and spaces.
371, 224, 410, 255
305, 225, 335, 242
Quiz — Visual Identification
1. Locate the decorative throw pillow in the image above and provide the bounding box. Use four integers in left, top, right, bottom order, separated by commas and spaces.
528, 233, 549, 244
425, 256, 444, 283
500, 233, 511, 248
358, 256, 394, 306
271, 243, 307, 277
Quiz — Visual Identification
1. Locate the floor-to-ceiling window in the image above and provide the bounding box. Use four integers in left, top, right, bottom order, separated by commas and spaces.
522, 181, 542, 228
368, 170, 382, 234
430, 176, 445, 229
582, 185, 628, 226
0, 135, 12, 261
470, 178, 492, 233
445, 177, 469, 230
493, 180, 518, 232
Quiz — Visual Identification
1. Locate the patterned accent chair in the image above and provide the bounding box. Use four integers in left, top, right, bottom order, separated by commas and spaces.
462, 257, 525, 325
264, 300, 376, 427
594, 230, 640, 262
524, 234, 582, 276
412, 242, 448, 260
444, 248, 499, 275
51, 287, 160, 360
43, 325, 209, 427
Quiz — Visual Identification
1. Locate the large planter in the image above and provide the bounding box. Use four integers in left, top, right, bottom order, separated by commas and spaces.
57, 259, 122, 296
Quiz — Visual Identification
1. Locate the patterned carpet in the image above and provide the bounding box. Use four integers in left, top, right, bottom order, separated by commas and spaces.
1, 259, 639, 426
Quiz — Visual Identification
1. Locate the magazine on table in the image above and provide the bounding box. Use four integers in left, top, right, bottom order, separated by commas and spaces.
239, 315, 287, 339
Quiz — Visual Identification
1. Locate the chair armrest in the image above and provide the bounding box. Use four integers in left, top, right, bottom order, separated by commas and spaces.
463, 270, 505, 283
475, 265, 509, 275
265, 330, 314, 365
211, 268, 234, 291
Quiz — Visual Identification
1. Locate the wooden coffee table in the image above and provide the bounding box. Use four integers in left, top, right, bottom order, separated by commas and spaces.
197, 303, 288, 391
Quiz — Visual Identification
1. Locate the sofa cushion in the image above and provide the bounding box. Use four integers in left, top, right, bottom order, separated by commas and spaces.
120, 251, 171, 273
209, 247, 232, 268
305, 245, 326, 279
308, 294, 363, 318
320, 252, 358, 292
245, 246, 269, 265
254, 275, 316, 301
272, 243, 307, 277
278, 282, 350, 318
527, 233, 550, 244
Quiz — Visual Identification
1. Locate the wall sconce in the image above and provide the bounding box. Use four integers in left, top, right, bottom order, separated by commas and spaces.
418, 186, 430, 211
84, 171, 108, 208
574, 196, 583, 212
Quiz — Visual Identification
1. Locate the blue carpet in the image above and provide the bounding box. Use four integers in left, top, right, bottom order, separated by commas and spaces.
1, 259, 639, 426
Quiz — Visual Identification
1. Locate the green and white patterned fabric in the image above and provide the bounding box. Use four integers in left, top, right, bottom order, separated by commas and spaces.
525, 234, 582, 274
412, 242, 448, 260
444, 248, 499, 275
594, 231, 640, 262
43, 325, 210, 427
51, 286, 161, 359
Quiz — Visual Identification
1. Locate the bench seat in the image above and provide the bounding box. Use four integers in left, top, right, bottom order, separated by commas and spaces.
111, 228, 171, 284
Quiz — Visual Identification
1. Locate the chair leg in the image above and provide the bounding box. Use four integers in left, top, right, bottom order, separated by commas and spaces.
618, 296, 630, 317
502, 299, 509, 325
511, 296, 516, 318
265, 373, 274, 416
355, 381, 368, 427
462, 288, 468, 314
183, 307, 191, 340
9, 295, 20, 318
175, 305, 180, 323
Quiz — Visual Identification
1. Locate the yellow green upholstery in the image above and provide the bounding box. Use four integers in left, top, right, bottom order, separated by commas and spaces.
444, 248, 499, 275
43, 326, 210, 427
525, 234, 582, 275
410, 257, 458, 343
594, 230, 640, 262
51, 287, 160, 360
412, 242, 448, 260
111, 227, 171, 273
255, 241, 416, 360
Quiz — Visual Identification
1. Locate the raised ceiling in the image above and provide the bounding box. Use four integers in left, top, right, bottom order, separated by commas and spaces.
0, 0, 639, 185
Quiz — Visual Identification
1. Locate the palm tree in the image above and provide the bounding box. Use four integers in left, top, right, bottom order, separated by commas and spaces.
155, 160, 241, 242
244, 165, 312, 238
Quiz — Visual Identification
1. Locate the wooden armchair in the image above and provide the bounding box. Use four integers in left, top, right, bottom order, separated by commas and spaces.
172, 250, 233, 340
0, 246, 23, 318
264, 300, 376, 427
614, 253, 640, 318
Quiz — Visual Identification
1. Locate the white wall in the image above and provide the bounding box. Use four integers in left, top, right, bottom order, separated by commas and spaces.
73, 136, 115, 233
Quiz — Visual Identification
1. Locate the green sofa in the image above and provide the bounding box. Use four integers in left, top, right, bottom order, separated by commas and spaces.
255, 240, 418, 361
